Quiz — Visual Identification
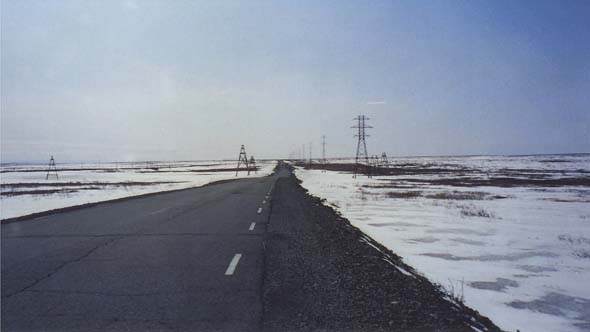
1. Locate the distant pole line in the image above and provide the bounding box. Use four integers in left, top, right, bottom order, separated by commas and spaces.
302, 144, 305, 162
236, 145, 249, 176
351, 115, 372, 178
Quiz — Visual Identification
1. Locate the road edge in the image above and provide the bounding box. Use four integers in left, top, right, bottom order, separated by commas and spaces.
0, 177, 251, 224
278, 170, 503, 331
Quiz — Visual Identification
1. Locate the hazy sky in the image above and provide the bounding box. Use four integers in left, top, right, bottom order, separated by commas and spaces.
2, 0, 589, 162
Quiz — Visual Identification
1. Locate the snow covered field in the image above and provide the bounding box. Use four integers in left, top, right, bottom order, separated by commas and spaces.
1, 160, 276, 220
295, 154, 590, 332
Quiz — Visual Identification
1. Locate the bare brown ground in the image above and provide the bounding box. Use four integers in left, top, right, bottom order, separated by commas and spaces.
138, 167, 259, 173
385, 177, 590, 187
1, 181, 182, 189
299, 162, 589, 187
0, 163, 230, 173
0, 181, 185, 197
1, 189, 88, 196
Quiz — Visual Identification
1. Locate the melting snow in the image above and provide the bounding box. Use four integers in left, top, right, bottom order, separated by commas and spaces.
295, 154, 590, 332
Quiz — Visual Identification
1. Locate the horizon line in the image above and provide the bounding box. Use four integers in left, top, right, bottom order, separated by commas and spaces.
2, 151, 589, 166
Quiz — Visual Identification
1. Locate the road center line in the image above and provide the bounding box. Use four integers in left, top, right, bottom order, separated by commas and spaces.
257, 207, 262, 214
225, 254, 242, 276
249, 222, 256, 231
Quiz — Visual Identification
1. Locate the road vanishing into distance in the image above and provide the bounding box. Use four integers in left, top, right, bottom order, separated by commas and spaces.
2, 168, 283, 331
2, 164, 500, 332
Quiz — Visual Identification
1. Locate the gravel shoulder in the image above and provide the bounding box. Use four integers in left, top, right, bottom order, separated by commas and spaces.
262, 170, 502, 332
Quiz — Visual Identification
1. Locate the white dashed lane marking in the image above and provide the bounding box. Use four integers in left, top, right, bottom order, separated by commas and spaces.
257, 208, 262, 214
225, 254, 242, 276
249, 222, 256, 231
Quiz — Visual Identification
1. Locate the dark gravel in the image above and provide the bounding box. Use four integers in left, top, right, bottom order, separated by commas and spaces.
262, 170, 502, 332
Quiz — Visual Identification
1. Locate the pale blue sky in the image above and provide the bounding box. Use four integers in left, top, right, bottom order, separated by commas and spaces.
2, 0, 589, 162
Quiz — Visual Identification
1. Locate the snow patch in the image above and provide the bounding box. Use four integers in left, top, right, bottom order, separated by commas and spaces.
294, 154, 590, 332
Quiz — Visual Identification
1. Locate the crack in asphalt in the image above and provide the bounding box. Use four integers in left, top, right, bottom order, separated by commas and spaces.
2, 237, 121, 299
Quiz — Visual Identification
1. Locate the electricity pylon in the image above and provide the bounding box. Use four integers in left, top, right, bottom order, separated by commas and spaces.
46, 156, 59, 180
249, 156, 257, 175
352, 115, 372, 178
236, 145, 249, 176
381, 152, 389, 168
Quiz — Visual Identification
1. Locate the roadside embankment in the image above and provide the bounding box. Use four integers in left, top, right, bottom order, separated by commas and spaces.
262, 172, 502, 332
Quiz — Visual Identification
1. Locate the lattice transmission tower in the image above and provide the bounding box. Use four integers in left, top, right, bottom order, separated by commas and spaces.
249, 156, 257, 175
380, 152, 389, 168
236, 145, 249, 176
352, 115, 372, 178
46, 155, 59, 180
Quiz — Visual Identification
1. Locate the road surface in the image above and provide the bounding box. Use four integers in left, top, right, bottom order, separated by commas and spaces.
2, 169, 282, 331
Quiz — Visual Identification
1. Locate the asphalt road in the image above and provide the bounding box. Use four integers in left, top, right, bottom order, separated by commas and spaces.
2, 170, 285, 331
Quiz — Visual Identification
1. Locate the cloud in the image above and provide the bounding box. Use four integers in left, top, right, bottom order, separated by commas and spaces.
367, 101, 386, 105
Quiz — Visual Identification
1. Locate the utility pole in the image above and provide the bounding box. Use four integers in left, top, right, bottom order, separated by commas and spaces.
308, 142, 312, 167
351, 115, 372, 178
302, 144, 305, 163
236, 145, 249, 176
321, 135, 326, 172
